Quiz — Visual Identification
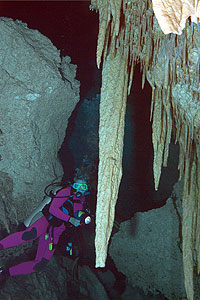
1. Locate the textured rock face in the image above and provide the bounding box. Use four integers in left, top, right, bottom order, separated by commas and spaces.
0, 255, 110, 300
91, 2, 200, 298
152, 0, 200, 34
109, 180, 188, 299
0, 17, 80, 231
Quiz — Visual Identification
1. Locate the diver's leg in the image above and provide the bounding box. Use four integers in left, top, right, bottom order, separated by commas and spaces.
0, 216, 49, 249
33, 223, 66, 267
8, 232, 51, 276
9, 224, 65, 276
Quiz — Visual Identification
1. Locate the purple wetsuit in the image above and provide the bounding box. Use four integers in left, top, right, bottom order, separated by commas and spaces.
0, 187, 85, 276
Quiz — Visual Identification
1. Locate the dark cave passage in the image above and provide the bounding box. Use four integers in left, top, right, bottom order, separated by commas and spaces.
116, 64, 180, 222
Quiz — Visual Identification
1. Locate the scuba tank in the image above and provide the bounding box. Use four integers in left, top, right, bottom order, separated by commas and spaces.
23, 183, 64, 228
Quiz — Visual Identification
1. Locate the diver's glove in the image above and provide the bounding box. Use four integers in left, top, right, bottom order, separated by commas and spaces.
68, 217, 81, 227
73, 211, 91, 225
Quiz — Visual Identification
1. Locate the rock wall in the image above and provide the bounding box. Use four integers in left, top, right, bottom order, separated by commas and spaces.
0, 255, 110, 300
0, 17, 80, 231
109, 179, 191, 299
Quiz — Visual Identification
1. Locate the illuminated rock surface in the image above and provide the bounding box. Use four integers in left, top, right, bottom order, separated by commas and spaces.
110, 180, 188, 299
0, 17, 79, 231
152, 0, 200, 34
91, 1, 200, 299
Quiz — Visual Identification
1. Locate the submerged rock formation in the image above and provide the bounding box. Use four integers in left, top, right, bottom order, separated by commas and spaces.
90, 1, 200, 299
110, 180, 188, 299
0, 17, 80, 231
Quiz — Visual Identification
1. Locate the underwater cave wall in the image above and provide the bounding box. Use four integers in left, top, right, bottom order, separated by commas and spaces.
0, 17, 80, 231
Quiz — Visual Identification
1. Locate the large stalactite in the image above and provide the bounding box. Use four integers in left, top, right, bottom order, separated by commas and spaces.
90, 1, 200, 299
95, 47, 128, 268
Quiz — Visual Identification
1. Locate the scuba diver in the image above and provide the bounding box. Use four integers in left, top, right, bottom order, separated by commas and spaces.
0, 179, 91, 284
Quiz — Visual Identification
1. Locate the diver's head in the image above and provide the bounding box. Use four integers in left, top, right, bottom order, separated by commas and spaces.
72, 179, 88, 198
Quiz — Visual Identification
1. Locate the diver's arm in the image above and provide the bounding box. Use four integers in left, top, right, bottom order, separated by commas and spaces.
49, 189, 71, 223
49, 200, 80, 226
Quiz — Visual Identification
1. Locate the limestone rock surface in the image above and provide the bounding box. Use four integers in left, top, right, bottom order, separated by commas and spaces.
109, 180, 188, 299
0, 17, 80, 231
91, 3, 200, 297
152, 0, 200, 34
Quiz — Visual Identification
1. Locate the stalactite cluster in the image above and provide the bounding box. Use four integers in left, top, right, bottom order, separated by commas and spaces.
152, 0, 200, 35
91, 1, 200, 299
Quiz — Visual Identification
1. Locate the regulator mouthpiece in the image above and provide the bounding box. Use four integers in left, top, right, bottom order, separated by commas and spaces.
75, 191, 83, 198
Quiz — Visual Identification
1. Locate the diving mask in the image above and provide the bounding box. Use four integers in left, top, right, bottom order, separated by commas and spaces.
72, 183, 88, 191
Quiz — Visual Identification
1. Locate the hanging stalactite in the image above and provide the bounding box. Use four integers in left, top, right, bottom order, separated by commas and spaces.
90, 1, 200, 298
